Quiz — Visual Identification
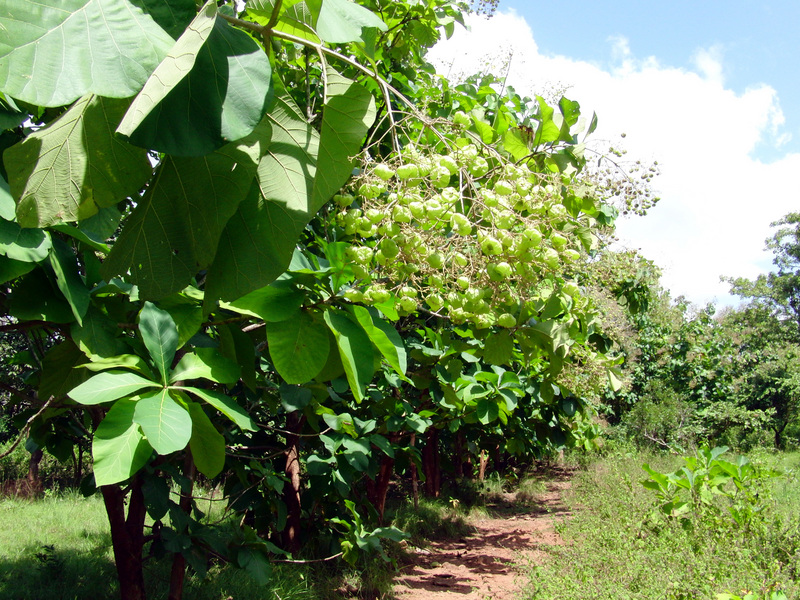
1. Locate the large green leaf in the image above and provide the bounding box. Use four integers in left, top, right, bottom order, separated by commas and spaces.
0, 255, 34, 284
254, 0, 386, 45
39, 340, 89, 400
78, 354, 154, 378
266, 310, 330, 384
130, 0, 196, 39
349, 305, 406, 376
222, 279, 305, 322
48, 238, 90, 326
177, 386, 256, 431
0, 0, 174, 107
483, 330, 514, 366
187, 401, 225, 478
138, 301, 179, 384
68, 370, 160, 405
204, 90, 319, 303
92, 398, 154, 486
5, 95, 152, 228
133, 388, 192, 454
323, 310, 375, 402
170, 348, 241, 385
0, 219, 51, 262
118, 0, 272, 156
312, 68, 375, 208
316, 0, 387, 43
101, 138, 260, 300
216, 322, 257, 391
71, 307, 129, 360
8, 268, 75, 323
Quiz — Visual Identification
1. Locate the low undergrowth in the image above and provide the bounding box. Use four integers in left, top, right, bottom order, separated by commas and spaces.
523, 449, 800, 600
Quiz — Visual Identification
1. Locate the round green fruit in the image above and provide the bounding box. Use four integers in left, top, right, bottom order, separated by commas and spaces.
497, 313, 516, 328
426, 293, 444, 312
549, 232, 568, 249
396, 164, 420, 181
431, 165, 451, 188
379, 238, 400, 259
480, 237, 503, 256
469, 156, 489, 178
494, 180, 514, 196
334, 193, 354, 208
494, 261, 513, 279
426, 252, 444, 269
373, 163, 395, 181
344, 289, 364, 303
453, 111, 471, 127
439, 155, 459, 175
399, 296, 417, 312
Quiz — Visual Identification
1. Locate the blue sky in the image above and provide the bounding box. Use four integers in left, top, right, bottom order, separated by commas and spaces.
502, 0, 800, 161
430, 2, 800, 307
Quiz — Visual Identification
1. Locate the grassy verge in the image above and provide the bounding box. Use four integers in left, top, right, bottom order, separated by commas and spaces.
521, 450, 800, 600
0, 490, 317, 600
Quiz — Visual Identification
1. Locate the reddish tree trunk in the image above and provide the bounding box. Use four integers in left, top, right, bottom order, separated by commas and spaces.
27, 448, 43, 497
366, 453, 395, 524
366, 432, 399, 524
478, 450, 489, 482
102, 477, 147, 600
453, 433, 465, 479
282, 413, 305, 554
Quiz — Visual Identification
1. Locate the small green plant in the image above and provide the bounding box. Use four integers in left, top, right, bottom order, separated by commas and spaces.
330, 500, 408, 565
716, 591, 788, 600
641, 445, 782, 530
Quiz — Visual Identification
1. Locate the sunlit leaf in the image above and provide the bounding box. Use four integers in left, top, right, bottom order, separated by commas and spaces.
0, 0, 174, 107
118, 0, 272, 156
133, 388, 192, 454
5, 95, 151, 227
93, 398, 154, 486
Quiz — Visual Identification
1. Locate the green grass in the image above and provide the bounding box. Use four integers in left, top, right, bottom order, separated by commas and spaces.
0, 490, 317, 600
0, 491, 117, 600
520, 450, 800, 600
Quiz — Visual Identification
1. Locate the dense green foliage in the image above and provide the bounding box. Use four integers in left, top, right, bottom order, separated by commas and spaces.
2, 1, 799, 598
525, 450, 800, 600
0, 1, 635, 598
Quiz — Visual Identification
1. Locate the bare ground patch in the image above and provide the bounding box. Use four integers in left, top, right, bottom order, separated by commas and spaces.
391, 469, 573, 600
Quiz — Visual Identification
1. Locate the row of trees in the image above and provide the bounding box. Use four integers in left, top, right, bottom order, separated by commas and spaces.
0, 1, 644, 599
5, 1, 793, 598
601, 214, 800, 451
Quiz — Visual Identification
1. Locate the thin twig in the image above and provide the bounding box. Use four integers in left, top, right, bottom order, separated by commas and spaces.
273, 552, 343, 564
0, 396, 57, 460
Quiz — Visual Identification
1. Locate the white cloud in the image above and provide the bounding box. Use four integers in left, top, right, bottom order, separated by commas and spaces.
428, 10, 798, 307
692, 45, 726, 85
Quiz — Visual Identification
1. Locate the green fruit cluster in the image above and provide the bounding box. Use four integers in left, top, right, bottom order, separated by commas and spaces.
331, 143, 597, 327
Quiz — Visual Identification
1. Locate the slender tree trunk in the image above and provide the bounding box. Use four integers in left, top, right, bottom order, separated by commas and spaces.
168, 452, 196, 600
422, 428, 440, 498
282, 413, 305, 554
365, 433, 399, 524
774, 422, 788, 449
27, 448, 43, 494
478, 450, 489, 483
409, 433, 419, 511
453, 433, 464, 479
366, 453, 395, 524
102, 478, 147, 600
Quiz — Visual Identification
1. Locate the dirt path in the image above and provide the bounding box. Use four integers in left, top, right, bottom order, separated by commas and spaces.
392, 472, 572, 600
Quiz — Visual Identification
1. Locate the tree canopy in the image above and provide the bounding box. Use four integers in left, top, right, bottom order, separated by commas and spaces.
0, 1, 651, 598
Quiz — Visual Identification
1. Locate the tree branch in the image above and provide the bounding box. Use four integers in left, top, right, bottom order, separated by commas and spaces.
0, 396, 57, 460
